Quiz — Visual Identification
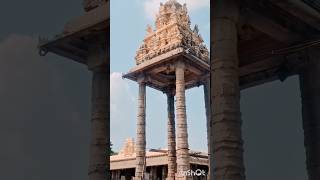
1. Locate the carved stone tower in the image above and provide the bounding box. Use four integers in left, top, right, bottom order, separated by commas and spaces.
123, 0, 210, 179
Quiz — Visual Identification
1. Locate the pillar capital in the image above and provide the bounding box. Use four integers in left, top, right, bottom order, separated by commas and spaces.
164, 86, 176, 96
213, 0, 239, 22
90, 65, 108, 73
305, 47, 320, 67
199, 75, 210, 86
87, 43, 108, 71
174, 60, 185, 70
137, 74, 148, 84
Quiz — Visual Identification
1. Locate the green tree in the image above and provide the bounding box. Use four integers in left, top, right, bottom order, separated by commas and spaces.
110, 142, 117, 155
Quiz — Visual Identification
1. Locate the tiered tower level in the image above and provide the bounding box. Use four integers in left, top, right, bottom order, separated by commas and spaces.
125, 0, 210, 93
135, 1, 209, 65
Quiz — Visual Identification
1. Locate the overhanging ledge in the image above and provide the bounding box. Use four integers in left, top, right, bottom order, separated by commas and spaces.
123, 48, 210, 92
38, 1, 109, 65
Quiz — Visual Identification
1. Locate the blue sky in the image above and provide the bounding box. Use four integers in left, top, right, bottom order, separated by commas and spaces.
110, 0, 210, 151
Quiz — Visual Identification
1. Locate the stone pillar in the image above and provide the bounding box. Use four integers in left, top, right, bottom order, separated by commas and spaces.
211, 1, 245, 180
125, 176, 131, 180
150, 167, 157, 180
167, 90, 177, 180
299, 47, 320, 180
203, 79, 213, 180
112, 170, 121, 180
162, 166, 168, 180
88, 66, 108, 180
111, 171, 115, 180
175, 61, 190, 179
135, 78, 147, 179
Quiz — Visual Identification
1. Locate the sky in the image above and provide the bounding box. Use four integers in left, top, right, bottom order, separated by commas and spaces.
0, 0, 309, 180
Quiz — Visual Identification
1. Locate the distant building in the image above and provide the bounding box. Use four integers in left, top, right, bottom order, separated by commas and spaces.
111, 138, 208, 180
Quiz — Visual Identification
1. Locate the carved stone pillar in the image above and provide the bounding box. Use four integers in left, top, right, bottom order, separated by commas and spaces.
135, 77, 147, 179
167, 90, 177, 180
203, 79, 213, 180
88, 66, 108, 180
175, 61, 190, 180
211, 1, 245, 180
111, 170, 121, 180
299, 47, 320, 180
88, 43, 109, 180
150, 167, 157, 180
111, 171, 115, 180
162, 166, 168, 180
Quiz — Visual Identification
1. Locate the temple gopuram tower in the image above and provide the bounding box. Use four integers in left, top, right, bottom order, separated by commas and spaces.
123, 0, 210, 179
39, 0, 110, 180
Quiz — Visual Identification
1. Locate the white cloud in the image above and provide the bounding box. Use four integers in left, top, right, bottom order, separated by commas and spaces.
110, 72, 136, 150
110, 72, 135, 113
144, 0, 209, 20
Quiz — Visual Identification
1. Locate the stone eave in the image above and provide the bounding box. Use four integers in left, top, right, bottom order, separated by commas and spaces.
123, 48, 210, 92
38, 2, 109, 64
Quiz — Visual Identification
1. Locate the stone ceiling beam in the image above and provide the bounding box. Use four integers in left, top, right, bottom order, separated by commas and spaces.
149, 66, 169, 74
269, 0, 320, 32
241, 9, 302, 43
239, 51, 307, 89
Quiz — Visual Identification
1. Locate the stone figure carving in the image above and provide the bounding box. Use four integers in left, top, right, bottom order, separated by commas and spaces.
146, 25, 153, 35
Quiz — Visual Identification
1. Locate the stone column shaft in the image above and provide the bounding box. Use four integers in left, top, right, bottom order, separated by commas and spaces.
175, 61, 190, 179
211, 1, 245, 180
299, 47, 320, 180
150, 167, 157, 180
135, 82, 146, 179
167, 93, 177, 179
162, 166, 168, 180
89, 66, 108, 180
203, 79, 213, 180
111, 170, 121, 180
